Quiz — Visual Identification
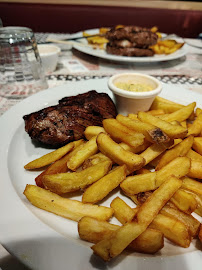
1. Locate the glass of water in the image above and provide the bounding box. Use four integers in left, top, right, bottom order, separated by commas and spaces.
0, 26, 48, 98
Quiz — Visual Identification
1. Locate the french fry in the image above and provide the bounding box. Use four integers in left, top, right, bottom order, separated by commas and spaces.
121, 172, 157, 195
121, 157, 190, 195
186, 149, 202, 162
43, 160, 112, 194
116, 114, 169, 143
110, 197, 136, 224
150, 96, 184, 113
67, 136, 98, 171
35, 140, 85, 188
82, 152, 110, 169
170, 189, 198, 214
103, 119, 145, 148
114, 196, 192, 247
140, 140, 174, 165
159, 102, 196, 123
84, 126, 106, 140
92, 176, 182, 260
149, 214, 191, 247
155, 156, 190, 187
96, 133, 145, 173
146, 109, 165, 116
120, 141, 152, 154
82, 165, 126, 204
24, 141, 76, 170
192, 137, 202, 155
24, 185, 114, 221
188, 159, 202, 179
182, 176, 202, 196
187, 112, 202, 136
138, 111, 187, 139
156, 136, 194, 170
78, 216, 164, 254
160, 205, 200, 237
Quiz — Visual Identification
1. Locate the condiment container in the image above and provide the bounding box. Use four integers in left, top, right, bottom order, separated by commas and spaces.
108, 72, 162, 115
37, 44, 61, 73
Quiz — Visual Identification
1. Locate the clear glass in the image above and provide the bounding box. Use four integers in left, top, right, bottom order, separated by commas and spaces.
0, 27, 48, 98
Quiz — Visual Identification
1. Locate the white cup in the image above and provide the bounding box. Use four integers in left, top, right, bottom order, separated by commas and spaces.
37, 44, 61, 73
108, 72, 162, 115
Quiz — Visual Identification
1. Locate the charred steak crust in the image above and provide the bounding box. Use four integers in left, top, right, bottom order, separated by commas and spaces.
23, 90, 117, 147
106, 44, 154, 57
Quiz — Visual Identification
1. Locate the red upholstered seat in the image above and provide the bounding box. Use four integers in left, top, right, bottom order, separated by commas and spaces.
0, 3, 201, 38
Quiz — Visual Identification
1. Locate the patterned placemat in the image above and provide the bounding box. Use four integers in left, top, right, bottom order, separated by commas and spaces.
47, 74, 202, 85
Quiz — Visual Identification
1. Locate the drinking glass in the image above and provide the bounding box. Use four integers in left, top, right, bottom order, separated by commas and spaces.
0, 27, 48, 98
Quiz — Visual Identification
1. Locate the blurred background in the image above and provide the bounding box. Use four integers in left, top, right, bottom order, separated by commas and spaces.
0, 0, 202, 37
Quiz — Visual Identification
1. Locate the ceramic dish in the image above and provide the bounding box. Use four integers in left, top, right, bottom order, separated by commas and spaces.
72, 29, 188, 63
0, 78, 201, 270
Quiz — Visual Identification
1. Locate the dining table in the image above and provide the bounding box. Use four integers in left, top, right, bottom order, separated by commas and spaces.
0, 30, 202, 270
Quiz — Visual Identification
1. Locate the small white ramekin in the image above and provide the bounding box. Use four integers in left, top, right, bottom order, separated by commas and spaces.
37, 44, 61, 73
108, 72, 162, 115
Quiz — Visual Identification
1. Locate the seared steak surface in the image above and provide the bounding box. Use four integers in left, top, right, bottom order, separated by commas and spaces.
23, 90, 117, 147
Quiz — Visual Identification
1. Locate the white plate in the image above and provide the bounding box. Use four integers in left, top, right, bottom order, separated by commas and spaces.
0, 78, 201, 270
184, 38, 202, 49
73, 29, 188, 63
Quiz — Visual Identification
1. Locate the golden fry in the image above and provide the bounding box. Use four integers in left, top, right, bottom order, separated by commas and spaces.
24, 141, 76, 170
43, 160, 112, 194
97, 133, 145, 173
24, 185, 113, 222
82, 165, 126, 204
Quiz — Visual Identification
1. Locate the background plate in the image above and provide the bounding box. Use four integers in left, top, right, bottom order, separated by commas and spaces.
73, 29, 188, 63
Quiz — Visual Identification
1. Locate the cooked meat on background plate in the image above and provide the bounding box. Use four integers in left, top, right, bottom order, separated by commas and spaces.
105, 25, 158, 57
23, 90, 117, 148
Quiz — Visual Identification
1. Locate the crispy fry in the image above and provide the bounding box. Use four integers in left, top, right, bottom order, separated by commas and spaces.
140, 140, 173, 165
187, 112, 202, 136
35, 140, 85, 187
146, 109, 165, 116
182, 176, 202, 196
67, 136, 98, 171
186, 149, 202, 162
138, 111, 187, 139
160, 205, 200, 237
120, 141, 152, 154
84, 126, 106, 140
24, 185, 113, 221
110, 197, 136, 224
149, 213, 191, 247
159, 102, 196, 122
78, 216, 164, 254
96, 133, 145, 173
188, 159, 202, 179
92, 176, 182, 260
121, 157, 190, 195
156, 136, 194, 170
192, 137, 202, 155
103, 119, 145, 148
170, 189, 198, 214
155, 156, 190, 187
82, 152, 110, 169
116, 114, 169, 143
150, 96, 184, 113
82, 165, 126, 204
43, 160, 112, 194
24, 141, 75, 170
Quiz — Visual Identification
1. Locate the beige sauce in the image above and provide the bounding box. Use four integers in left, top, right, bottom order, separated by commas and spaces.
115, 81, 154, 92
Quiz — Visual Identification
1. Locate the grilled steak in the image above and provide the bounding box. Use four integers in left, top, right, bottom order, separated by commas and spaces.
105, 25, 158, 57
106, 44, 154, 57
23, 90, 117, 147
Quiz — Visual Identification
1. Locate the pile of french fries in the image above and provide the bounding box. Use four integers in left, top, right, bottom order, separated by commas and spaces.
24, 95, 202, 261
